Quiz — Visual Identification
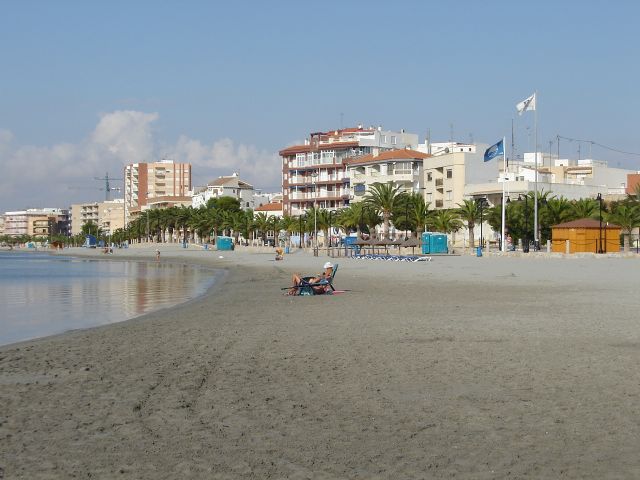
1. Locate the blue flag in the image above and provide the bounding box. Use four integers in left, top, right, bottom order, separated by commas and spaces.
484, 139, 504, 162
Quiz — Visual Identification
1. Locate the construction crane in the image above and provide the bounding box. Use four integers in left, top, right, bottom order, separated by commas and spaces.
94, 173, 123, 201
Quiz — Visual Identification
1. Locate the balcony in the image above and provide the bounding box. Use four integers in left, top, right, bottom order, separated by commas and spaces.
435, 200, 444, 208
435, 178, 444, 187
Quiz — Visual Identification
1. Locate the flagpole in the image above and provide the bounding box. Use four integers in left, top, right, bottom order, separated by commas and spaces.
501, 136, 506, 252
533, 90, 539, 250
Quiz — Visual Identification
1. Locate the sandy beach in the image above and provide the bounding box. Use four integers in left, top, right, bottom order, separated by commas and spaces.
1, 245, 639, 479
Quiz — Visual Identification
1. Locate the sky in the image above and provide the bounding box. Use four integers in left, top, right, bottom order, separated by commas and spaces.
1, 0, 639, 211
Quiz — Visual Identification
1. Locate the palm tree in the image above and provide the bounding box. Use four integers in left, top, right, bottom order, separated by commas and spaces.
336, 204, 361, 238
607, 204, 640, 252
456, 199, 480, 250
430, 209, 463, 235
279, 215, 297, 248
253, 212, 270, 244
174, 206, 192, 243
540, 197, 573, 241
364, 182, 402, 239
571, 198, 599, 219
411, 195, 431, 238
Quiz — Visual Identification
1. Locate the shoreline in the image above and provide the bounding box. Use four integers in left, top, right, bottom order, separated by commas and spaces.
0, 248, 226, 348
2, 247, 640, 478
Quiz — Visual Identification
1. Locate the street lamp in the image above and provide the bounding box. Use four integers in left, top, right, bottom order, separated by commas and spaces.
596, 193, 603, 253
311, 170, 319, 252
518, 194, 529, 253
476, 197, 488, 252
404, 197, 410, 241
328, 210, 336, 248
299, 214, 304, 248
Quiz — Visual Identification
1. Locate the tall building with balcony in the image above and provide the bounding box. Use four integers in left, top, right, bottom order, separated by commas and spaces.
3, 208, 70, 238
124, 160, 192, 224
71, 202, 99, 235
280, 126, 418, 215
420, 144, 492, 209
71, 200, 124, 236
344, 149, 428, 202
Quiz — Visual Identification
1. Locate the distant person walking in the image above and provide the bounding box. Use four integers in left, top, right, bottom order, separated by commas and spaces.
155, 249, 160, 261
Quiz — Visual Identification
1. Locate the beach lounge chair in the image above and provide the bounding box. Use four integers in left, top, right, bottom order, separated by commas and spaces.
290, 264, 339, 296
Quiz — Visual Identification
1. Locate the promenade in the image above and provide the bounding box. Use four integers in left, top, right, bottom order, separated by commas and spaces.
1, 246, 639, 479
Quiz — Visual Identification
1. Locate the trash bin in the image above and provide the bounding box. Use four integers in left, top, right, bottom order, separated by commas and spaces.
476, 246, 483, 257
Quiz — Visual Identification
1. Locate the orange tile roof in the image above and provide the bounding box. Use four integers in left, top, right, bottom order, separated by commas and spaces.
344, 149, 429, 165
255, 202, 283, 212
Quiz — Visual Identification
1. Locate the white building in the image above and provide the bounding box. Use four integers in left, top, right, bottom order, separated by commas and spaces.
192, 173, 257, 209
419, 143, 494, 210
281, 126, 419, 215
345, 149, 428, 202
466, 153, 634, 202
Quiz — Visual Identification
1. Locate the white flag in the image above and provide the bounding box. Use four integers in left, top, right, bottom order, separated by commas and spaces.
516, 93, 536, 115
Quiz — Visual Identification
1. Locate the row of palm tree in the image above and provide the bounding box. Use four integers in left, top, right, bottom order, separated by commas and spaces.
6, 183, 638, 252
457, 190, 640, 252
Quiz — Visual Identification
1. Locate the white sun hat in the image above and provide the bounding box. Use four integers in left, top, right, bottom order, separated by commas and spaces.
323, 262, 333, 269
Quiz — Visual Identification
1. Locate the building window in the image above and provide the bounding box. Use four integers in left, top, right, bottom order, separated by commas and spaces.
427, 172, 432, 182
381, 135, 386, 143
446, 190, 452, 200
426, 193, 432, 202
446, 169, 453, 179
391, 135, 397, 145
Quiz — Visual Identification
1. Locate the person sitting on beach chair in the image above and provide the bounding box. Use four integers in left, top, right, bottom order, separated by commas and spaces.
288, 262, 336, 295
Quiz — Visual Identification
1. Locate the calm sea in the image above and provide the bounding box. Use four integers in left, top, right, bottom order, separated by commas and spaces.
0, 252, 218, 346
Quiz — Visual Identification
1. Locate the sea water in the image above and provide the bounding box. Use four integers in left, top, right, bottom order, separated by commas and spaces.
0, 252, 218, 346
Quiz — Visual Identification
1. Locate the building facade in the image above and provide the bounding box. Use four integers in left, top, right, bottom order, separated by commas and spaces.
466, 154, 635, 204
420, 145, 493, 210
124, 160, 192, 224
70, 202, 99, 235
191, 173, 256, 209
3, 209, 70, 238
280, 126, 418, 215
344, 149, 428, 202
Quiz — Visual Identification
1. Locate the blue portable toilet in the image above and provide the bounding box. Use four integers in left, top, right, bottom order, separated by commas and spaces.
216, 236, 234, 251
429, 234, 448, 254
421, 232, 431, 254
84, 235, 97, 248
343, 236, 360, 254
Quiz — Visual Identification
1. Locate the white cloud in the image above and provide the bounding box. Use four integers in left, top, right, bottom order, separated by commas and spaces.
0, 111, 281, 211
91, 110, 158, 164
171, 136, 281, 190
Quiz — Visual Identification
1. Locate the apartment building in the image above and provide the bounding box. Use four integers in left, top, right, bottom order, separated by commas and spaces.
72, 199, 125, 236
191, 173, 256, 209
419, 144, 494, 209
70, 202, 99, 235
124, 160, 192, 224
98, 199, 125, 235
344, 149, 428, 202
3, 208, 70, 238
280, 126, 418, 215
466, 153, 635, 204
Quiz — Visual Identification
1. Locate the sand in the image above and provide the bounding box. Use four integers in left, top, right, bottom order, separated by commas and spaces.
1, 245, 639, 479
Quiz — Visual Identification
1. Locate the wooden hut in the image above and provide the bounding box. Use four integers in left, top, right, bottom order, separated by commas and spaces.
551, 218, 621, 253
